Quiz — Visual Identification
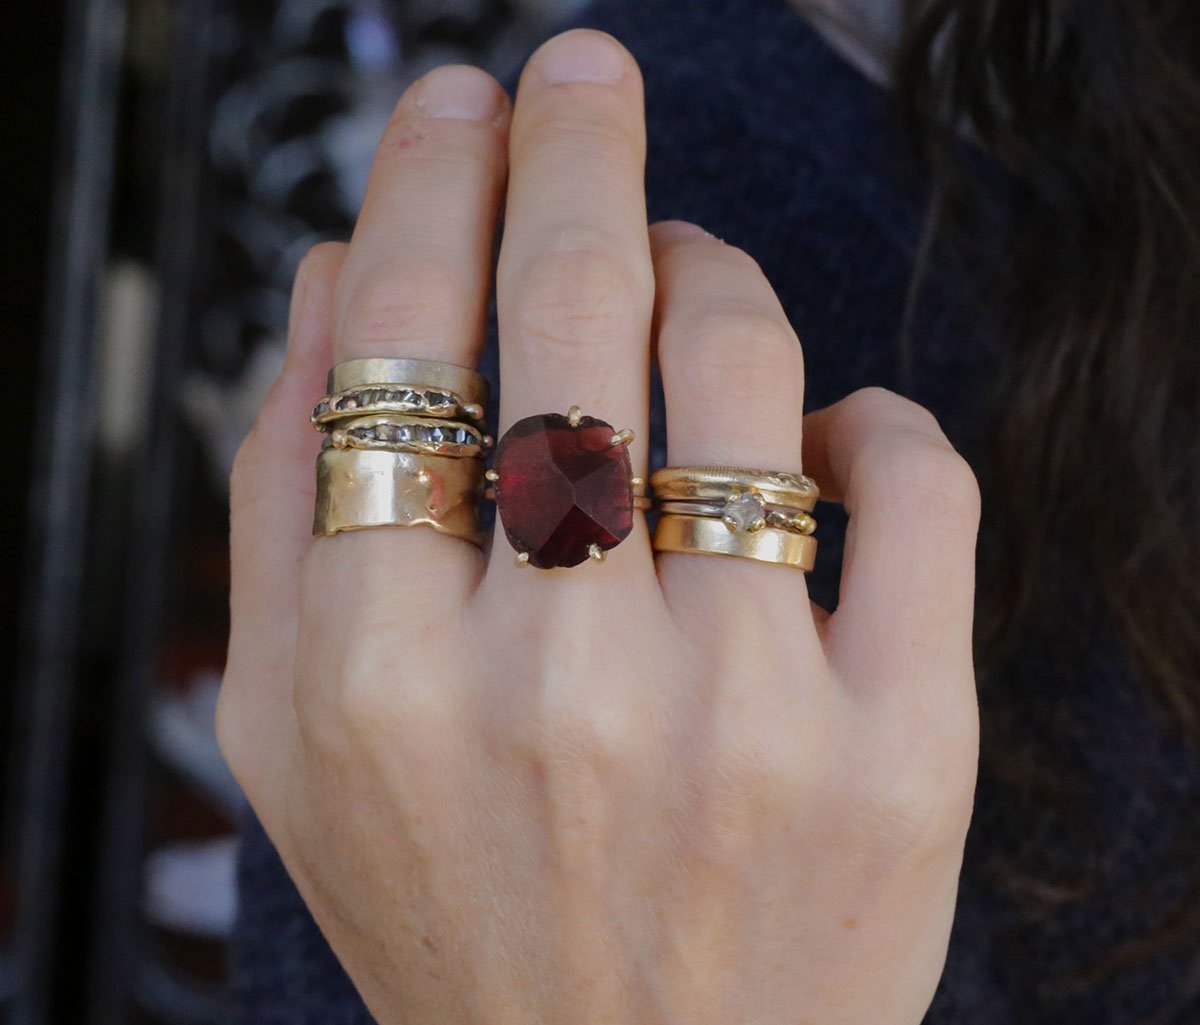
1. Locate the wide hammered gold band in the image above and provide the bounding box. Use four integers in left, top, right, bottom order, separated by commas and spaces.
653, 514, 818, 571
650, 465, 819, 512
313, 447, 484, 541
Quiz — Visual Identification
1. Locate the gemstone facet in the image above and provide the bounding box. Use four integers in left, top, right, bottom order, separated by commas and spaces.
494, 412, 634, 569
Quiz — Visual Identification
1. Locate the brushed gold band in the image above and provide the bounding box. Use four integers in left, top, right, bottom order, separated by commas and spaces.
652, 513, 818, 571
327, 358, 488, 406
649, 465, 819, 512
313, 447, 484, 541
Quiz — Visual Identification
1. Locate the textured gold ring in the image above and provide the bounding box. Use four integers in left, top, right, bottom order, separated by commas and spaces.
650, 465, 818, 511
313, 447, 484, 541
328, 413, 492, 458
312, 385, 485, 428
656, 500, 816, 535
653, 514, 818, 571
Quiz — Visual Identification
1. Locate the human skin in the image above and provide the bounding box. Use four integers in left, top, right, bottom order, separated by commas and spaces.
218, 27, 982, 1025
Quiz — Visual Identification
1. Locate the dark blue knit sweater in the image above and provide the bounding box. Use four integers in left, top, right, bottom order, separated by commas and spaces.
232, 1, 1200, 1021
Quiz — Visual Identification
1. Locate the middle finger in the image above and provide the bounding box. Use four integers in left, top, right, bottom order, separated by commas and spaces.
496, 29, 654, 462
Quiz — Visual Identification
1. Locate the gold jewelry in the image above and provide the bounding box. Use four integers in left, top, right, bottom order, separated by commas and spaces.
652, 513, 817, 571
656, 500, 816, 534
650, 466, 819, 512
328, 414, 492, 458
312, 384, 485, 428
327, 357, 487, 408
313, 447, 483, 541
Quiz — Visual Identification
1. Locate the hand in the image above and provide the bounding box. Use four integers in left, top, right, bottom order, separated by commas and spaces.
218, 28, 981, 1025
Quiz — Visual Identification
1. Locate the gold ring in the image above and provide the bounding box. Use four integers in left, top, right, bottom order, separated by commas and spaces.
652, 514, 817, 571
650, 465, 818, 512
312, 384, 485, 428
327, 358, 487, 407
313, 447, 483, 541
328, 413, 492, 458
490, 405, 640, 569
655, 500, 816, 535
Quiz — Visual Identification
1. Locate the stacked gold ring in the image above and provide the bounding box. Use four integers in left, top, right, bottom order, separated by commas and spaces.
312, 358, 489, 541
650, 466, 820, 570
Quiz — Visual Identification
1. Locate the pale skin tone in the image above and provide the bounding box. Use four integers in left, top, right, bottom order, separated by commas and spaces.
218, 28, 982, 1025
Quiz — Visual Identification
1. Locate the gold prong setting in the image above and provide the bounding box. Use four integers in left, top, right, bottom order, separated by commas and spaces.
721, 489, 770, 534
491, 405, 642, 570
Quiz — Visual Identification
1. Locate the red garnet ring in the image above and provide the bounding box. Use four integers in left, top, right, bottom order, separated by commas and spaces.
489, 405, 646, 569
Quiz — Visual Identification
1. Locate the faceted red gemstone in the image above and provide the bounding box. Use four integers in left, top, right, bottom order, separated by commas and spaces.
494, 413, 634, 569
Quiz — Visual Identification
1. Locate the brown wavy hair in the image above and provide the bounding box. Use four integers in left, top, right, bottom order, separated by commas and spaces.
892, 0, 1200, 1008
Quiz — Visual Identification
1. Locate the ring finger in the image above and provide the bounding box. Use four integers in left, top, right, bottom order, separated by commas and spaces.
649, 220, 821, 652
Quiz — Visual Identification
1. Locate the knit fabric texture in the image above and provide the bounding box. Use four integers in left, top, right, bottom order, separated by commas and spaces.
231, 0, 1200, 1021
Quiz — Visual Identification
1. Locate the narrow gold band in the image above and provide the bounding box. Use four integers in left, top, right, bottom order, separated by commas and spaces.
328, 413, 490, 458
327, 358, 487, 406
313, 447, 483, 541
312, 385, 484, 428
655, 501, 817, 534
650, 465, 819, 512
652, 514, 818, 570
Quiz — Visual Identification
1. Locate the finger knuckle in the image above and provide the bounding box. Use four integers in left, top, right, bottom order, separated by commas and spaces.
306, 667, 453, 779
340, 258, 461, 350
531, 700, 640, 781
693, 728, 811, 867
668, 306, 802, 406
507, 245, 647, 360
512, 655, 655, 786
514, 106, 640, 170
852, 749, 975, 859
858, 434, 980, 532
898, 442, 981, 530
335, 671, 397, 742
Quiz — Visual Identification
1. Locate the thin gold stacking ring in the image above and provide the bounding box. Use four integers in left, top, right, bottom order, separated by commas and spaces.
328, 413, 492, 459
651, 466, 818, 511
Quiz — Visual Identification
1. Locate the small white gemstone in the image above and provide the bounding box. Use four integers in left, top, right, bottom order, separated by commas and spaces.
722, 492, 767, 532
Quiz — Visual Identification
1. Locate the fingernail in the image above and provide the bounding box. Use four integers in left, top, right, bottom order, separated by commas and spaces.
653, 221, 713, 243
537, 30, 627, 84
416, 64, 500, 120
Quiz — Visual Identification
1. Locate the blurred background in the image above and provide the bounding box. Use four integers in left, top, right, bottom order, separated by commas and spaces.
3, 1, 580, 1021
